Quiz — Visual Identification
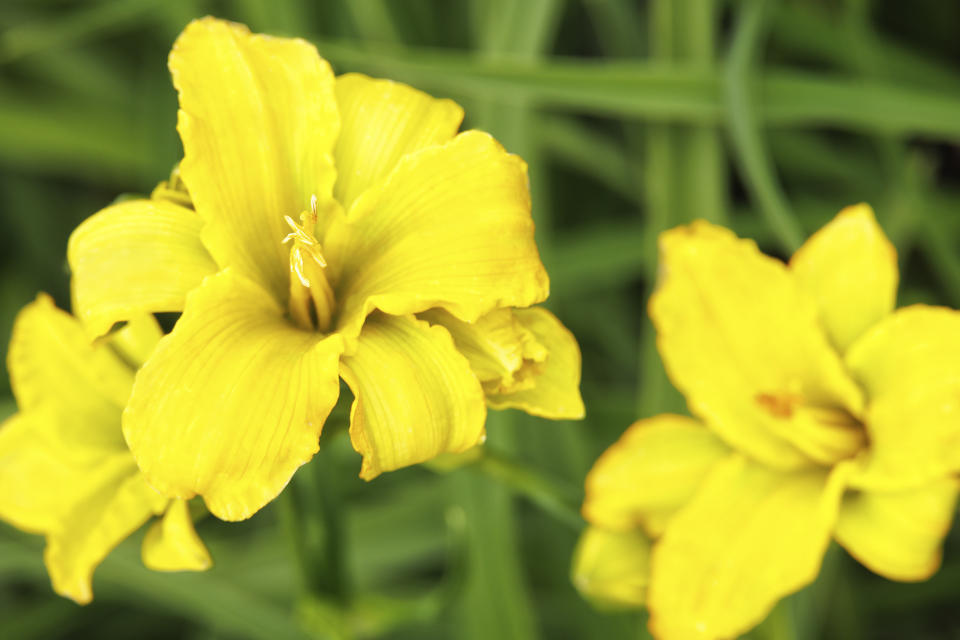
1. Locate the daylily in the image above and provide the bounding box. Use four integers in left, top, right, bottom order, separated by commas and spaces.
573, 205, 960, 639
0, 296, 210, 604
67, 17, 583, 522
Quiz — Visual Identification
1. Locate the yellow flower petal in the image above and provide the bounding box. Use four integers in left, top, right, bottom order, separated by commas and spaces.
582, 415, 729, 537
647, 455, 848, 640
650, 221, 865, 469
790, 204, 898, 353
107, 314, 164, 369
68, 198, 216, 338
487, 308, 585, 419
8, 294, 131, 449
333, 73, 463, 211
340, 313, 486, 480
124, 270, 344, 521
327, 130, 549, 340
421, 307, 583, 418
45, 459, 167, 604
571, 525, 650, 609
142, 499, 212, 572
0, 297, 180, 604
0, 413, 168, 604
835, 477, 958, 582
0, 411, 81, 533
420, 307, 546, 393
845, 305, 960, 488
171, 17, 339, 298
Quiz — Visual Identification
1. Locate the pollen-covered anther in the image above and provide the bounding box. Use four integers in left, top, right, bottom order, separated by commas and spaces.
755, 391, 804, 419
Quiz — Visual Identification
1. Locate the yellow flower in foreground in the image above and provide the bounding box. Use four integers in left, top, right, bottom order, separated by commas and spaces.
67, 18, 583, 522
0, 296, 210, 604
574, 205, 960, 639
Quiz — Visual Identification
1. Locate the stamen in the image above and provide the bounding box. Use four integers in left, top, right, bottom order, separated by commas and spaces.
282, 202, 327, 290
756, 392, 803, 419
284, 195, 336, 333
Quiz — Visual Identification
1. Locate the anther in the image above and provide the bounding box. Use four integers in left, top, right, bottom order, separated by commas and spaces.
282, 197, 327, 288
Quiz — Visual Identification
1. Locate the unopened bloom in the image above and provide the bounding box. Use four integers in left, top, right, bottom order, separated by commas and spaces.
0, 296, 210, 604
574, 205, 960, 639
68, 18, 583, 522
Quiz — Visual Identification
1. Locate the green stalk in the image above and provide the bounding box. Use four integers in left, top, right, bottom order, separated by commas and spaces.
470, 447, 584, 531
724, 0, 804, 253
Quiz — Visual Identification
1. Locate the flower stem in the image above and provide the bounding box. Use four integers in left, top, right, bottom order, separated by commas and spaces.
470, 446, 584, 531
280, 446, 350, 605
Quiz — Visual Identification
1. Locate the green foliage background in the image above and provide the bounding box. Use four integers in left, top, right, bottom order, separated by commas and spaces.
2, 0, 960, 638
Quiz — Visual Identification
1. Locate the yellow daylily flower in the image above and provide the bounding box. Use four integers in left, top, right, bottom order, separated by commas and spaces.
67, 17, 583, 522
575, 204, 960, 639
0, 295, 211, 605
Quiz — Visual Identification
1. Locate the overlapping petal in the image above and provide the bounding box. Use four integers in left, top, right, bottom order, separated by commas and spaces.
171, 17, 339, 298
0, 411, 86, 533
423, 307, 584, 419
419, 307, 547, 394
790, 204, 898, 353
572, 525, 650, 608
844, 305, 960, 487
333, 73, 464, 211
650, 222, 865, 469
0, 412, 168, 604
835, 478, 958, 581
582, 415, 728, 537
326, 130, 550, 340
44, 460, 167, 604
0, 295, 209, 603
124, 270, 344, 521
142, 499, 212, 572
108, 313, 165, 369
8, 294, 130, 449
340, 313, 486, 480
68, 198, 216, 338
486, 308, 585, 419
647, 455, 848, 640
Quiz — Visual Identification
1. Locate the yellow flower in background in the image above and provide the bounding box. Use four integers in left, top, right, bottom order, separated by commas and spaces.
0, 296, 210, 604
574, 205, 960, 639
67, 17, 583, 522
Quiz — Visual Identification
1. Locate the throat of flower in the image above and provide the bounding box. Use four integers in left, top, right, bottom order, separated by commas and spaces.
283, 196, 334, 332
756, 390, 866, 463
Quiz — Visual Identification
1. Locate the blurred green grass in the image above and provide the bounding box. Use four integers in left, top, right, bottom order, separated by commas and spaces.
2, 0, 960, 638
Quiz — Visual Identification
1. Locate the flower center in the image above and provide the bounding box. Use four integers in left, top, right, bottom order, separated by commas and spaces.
755, 390, 866, 464
284, 195, 335, 332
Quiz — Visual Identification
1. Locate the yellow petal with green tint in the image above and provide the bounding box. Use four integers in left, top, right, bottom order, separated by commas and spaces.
45, 457, 168, 604
171, 17, 339, 299
333, 73, 463, 211
582, 415, 728, 537
340, 313, 486, 480
68, 198, 216, 338
142, 499, 212, 572
8, 294, 131, 450
650, 221, 865, 469
327, 131, 549, 340
419, 307, 546, 394
420, 306, 584, 418
845, 305, 960, 488
124, 270, 344, 521
835, 477, 958, 581
571, 525, 650, 609
647, 455, 848, 640
487, 308, 585, 419
790, 204, 898, 353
